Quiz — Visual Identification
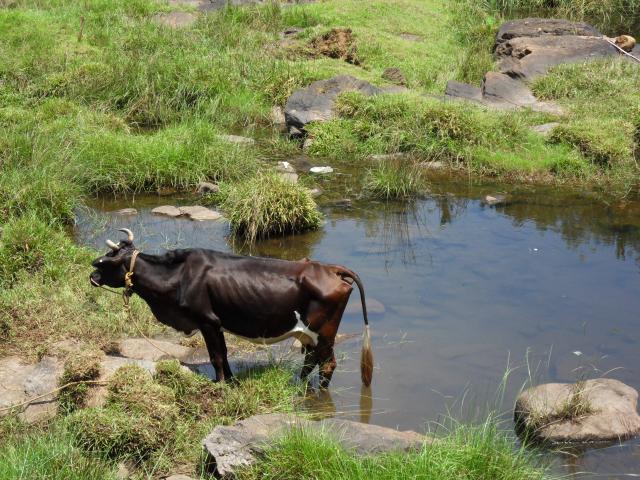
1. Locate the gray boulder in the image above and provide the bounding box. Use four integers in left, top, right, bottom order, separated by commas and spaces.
202, 413, 428, 478
196, 182, 219, 195
284, 75, 401, 131
515, 378, 640, 444
178, 206, 223, 221
152, 205, 182, 217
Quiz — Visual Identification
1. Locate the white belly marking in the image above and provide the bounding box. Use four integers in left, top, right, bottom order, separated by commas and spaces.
221, 311, 318, 347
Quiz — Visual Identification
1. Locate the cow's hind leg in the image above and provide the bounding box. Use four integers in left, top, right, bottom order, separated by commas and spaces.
201, 324, 228, 382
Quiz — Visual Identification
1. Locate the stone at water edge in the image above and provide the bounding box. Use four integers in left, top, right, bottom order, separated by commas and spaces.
270, 106, 286, 125
483, 194, 508, 206
178, 206, 223, 221
196, 182, 219, 195
514, 378, 640, 444
152, 205, 182, 217
202, 413, 428, 478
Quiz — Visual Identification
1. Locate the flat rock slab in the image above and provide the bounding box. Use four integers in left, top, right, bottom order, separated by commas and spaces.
152, 205, 182, 217
203, 413, 428, 478
179, 206, 223, 221
515, 378, 640, 444
0, 356, 63, 423
497, 35, 617, 81
119, 338, 194, 362
284, 75, 402, 131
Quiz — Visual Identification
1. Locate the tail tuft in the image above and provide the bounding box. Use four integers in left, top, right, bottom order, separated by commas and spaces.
360, 325, 373, 386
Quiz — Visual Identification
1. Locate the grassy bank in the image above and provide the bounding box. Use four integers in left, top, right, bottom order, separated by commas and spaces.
237, 418, 548, 480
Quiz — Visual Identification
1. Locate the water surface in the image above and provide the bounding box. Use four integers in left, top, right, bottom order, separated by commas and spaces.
76, 179, 640, 478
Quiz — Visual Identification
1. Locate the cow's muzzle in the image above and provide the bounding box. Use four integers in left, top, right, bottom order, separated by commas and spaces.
89, 271, 102, 287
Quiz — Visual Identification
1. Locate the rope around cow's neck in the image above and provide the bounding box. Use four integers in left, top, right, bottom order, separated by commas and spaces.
102, 249, 178, 360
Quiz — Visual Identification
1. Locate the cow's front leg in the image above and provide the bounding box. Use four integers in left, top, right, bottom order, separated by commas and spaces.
218, 331, 234, 381
200, 324, 228, 382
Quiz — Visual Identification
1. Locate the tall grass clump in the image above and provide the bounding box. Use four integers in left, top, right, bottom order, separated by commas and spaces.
238, 416, 548, 480
365, 159, 430, 199
222, 171, 322, 244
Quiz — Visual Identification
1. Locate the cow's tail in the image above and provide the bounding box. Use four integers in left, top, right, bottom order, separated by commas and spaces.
338, 268, 373, 387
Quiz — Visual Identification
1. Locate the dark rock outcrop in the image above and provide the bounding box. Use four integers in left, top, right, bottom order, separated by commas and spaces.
284, 75, 403, 132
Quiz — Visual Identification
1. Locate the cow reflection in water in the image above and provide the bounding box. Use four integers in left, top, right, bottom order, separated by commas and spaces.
90, 228, 373, 388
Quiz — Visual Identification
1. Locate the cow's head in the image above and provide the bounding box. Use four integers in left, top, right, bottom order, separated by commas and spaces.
90, 228, 136, 288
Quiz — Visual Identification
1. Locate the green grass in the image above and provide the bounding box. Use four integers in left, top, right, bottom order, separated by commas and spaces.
0, 423, 117, 480
364, 159, 430, 199
238, 417, 548, 480
221, 171, 323, 244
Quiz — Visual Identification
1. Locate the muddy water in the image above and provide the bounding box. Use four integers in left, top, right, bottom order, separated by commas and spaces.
76, 179, 640, 478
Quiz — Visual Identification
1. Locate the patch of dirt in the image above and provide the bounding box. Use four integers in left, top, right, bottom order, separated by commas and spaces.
311, 28, 360, 65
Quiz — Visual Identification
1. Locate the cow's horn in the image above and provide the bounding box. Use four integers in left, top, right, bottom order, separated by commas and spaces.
118, 228, 134, 242
106, 239, 119, 251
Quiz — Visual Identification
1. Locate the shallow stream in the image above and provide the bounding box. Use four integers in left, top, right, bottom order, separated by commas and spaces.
76, 176, 640, 478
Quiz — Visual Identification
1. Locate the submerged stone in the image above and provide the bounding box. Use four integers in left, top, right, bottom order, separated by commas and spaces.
113, 208, 138, 216
218, 134, 255, 146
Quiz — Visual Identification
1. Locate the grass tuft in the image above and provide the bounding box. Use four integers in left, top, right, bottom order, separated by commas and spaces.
58, 349, 104, 414
365, 159, 430, 199
222, 171, 323, 244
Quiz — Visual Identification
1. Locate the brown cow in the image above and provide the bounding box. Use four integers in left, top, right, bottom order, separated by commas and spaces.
90, 229, 373, 388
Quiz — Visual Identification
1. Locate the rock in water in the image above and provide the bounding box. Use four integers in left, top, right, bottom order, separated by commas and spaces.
202, 413, 428, 478
514, 378, 640, 444
178, 206, 223, 221
309, 166, 333, 174
152, 205, 182, 217
113, 208, 138, 216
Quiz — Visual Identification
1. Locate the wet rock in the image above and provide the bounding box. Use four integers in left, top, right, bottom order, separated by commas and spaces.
308, 187, 322, 198
202, 413, 428, 478
179, 206, 223, 221
482, 72, 564, 114
515, 378, 640, 444
284, 75, 399, 131
153, 12, 198, 28
531, 122, 560, 137
196, 182, 219, 195
270, 106, 286, 125
330, 198, 352, 209
218, 134, 256, 146
483, 194, 508, 206
382, 67, 406, 86
152, 205, 182, 217
113, 208, 137, 216
119, 338, 194, 362
309, 166, 333, 174
345, 297, 385, 314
